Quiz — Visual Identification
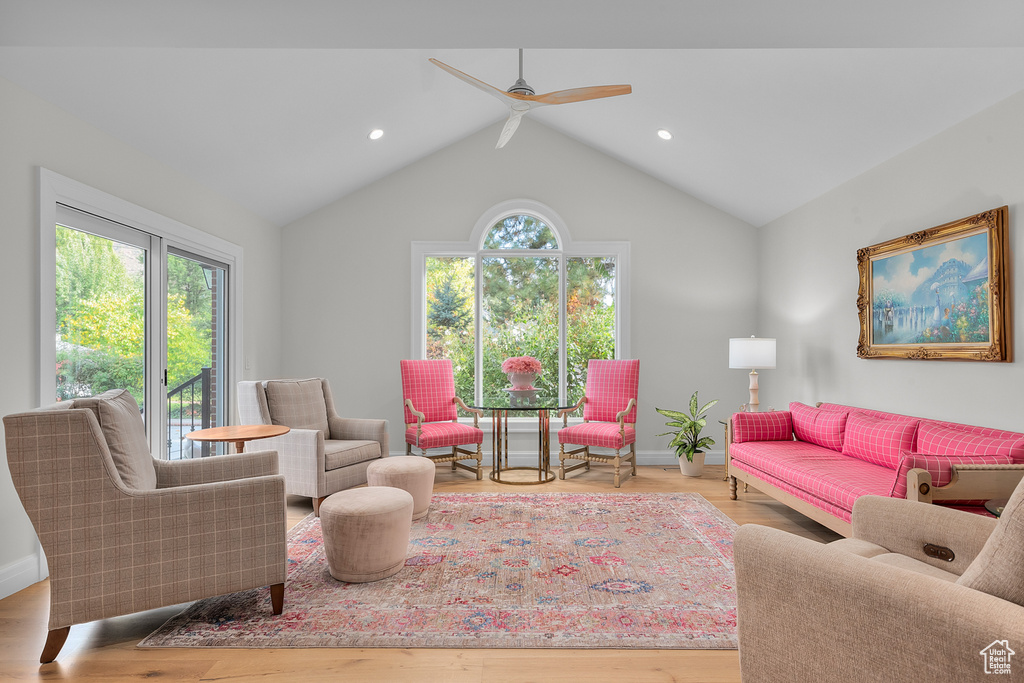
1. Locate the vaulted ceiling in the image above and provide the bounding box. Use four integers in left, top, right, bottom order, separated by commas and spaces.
3, 1, 1024, 227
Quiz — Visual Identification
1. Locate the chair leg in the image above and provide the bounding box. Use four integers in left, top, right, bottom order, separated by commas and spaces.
729, 476, 738, 500
313, 496, 327, 517
558, 444, 566, 479
270, 583, 284, 615
40, 626, 70, 664
614, 450, 621, 488
631, 443, 637, 475
475, 444, 483, 480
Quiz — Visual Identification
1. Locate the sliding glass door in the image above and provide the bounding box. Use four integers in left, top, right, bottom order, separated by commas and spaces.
53, 204, 230, 459
166, 250, 228, 459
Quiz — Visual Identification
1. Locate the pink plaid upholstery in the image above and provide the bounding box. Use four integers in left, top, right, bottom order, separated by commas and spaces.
841, 412, 919, 470
405, 422, 483, 450
817, 403, 921, 425
816, 403, 1016, 453
400, 359, 459, 424
731, 460, 856, 523
730, 440, 893, 516
732, 411, 793, 443
889, 452, 1013, 499
558, 422, 636, 449
789, 402, 847, 451
582, 359, 640, 423
916, 422, 1024, 462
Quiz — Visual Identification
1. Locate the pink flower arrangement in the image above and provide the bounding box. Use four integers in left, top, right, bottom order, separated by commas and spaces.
501, 356, 542, 374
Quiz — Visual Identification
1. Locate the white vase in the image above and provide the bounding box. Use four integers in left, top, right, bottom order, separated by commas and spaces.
678, 451, 705, 477
507, 372, 537, 390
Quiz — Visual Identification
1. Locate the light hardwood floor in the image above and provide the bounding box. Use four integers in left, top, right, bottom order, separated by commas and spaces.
1, 464, 840, 682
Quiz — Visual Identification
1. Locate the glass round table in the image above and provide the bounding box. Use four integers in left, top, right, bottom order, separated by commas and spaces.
470, 395, 573, 485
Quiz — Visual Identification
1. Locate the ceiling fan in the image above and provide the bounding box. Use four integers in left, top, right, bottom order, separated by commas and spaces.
429, 50, 632, 149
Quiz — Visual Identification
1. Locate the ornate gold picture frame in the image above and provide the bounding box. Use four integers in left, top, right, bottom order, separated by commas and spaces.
857, 206, 1010, 361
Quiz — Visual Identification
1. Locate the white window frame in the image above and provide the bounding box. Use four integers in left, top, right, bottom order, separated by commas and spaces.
38, 168, 244, 458
411, 199, 630, 421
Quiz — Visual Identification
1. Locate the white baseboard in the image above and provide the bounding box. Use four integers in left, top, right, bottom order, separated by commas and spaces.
391, 449, 725, 467
0, 547, 46, 600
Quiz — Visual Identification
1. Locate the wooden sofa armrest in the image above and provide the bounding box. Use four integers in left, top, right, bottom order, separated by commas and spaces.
907, 464, 1024, 503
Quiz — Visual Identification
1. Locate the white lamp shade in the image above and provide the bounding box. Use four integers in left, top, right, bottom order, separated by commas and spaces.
729, 337, 776, 369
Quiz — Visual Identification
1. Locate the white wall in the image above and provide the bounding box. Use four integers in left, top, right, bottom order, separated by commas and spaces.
280, 118, 759, 461
760, 89, 1024, 430
0, 76, 284, 597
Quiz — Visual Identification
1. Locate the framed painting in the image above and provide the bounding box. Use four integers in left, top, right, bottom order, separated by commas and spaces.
857, 206, 1010, 361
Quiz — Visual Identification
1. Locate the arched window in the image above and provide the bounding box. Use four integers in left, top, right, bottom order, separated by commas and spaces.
412, 200, 629, 409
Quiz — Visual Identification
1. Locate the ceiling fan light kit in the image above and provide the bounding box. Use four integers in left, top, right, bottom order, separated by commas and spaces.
430, 49, 632, 149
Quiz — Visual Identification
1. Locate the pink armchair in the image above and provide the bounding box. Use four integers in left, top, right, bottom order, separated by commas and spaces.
557, 359, 640, 487
400, 359, 483, 479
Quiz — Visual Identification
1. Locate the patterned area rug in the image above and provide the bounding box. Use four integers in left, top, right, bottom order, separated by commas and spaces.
140, 492, 737, 649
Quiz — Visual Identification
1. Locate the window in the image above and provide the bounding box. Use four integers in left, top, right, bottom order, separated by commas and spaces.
414, 200, 629, 408
41, 169, 242, 459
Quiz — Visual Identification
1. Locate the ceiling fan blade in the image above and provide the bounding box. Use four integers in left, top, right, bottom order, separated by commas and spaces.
429, 58, 516, 104
531, 84, 632, 106
496, 108, 528, 149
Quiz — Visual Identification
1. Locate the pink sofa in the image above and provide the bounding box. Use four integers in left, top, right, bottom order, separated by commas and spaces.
727, 401, 1024, 536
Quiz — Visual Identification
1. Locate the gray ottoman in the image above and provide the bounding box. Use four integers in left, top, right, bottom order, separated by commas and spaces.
367, 456, 436, 520
319, 487, 413, 583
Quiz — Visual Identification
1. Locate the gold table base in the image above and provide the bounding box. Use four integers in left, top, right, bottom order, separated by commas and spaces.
488, 408, 556, 485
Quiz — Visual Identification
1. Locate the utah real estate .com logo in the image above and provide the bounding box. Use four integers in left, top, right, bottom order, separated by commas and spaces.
980, 640, 1015, 675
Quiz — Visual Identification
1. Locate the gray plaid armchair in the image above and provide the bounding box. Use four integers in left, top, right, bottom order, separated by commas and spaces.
238, 378, 388, 515
3, 389, 287, 663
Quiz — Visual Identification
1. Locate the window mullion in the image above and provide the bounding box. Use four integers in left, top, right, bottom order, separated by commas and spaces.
474, 255, 482, 405
559, 253, 566, 403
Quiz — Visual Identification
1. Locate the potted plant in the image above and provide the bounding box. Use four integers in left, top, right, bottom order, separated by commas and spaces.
656, 391, 718, 477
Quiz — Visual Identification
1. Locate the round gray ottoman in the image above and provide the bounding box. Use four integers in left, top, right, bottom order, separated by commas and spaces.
319, 487, 413, 583
367, 456, 436, 520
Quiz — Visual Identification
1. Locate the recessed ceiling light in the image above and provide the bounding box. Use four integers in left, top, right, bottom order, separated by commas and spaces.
368, 129, 384, 140
657, 129, 673, 140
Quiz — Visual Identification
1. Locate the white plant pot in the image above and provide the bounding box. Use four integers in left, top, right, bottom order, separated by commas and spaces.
678, 451, 705, 477
507, 372, 538, 390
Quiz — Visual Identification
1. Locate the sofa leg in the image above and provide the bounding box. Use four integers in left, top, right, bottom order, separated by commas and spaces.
729, 476, 737, 500
270, 583, 284, 615
40, 626, 70, 664
313, 496, 327, 517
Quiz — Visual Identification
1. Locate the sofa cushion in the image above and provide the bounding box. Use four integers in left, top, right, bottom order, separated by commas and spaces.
76, 389, 156, 490
889, 452, 1014, 499
789, 402, 847, 451
324, 439, 382, 471
841, 412, 918, 470
730, 440, 894, 514
916, 422, 1024, 463
957, 479, 1024, 606
729, 459, 858, 523
732, 410, 793, 443
265, 379, 330, 437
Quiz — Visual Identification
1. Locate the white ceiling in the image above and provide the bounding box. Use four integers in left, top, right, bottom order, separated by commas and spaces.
3, 1, 1024, 227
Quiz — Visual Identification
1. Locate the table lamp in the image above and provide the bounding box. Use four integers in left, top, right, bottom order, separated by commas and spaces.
729, 336, 776, 412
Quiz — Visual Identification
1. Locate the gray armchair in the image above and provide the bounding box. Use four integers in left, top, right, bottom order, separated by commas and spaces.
735, 487, 1024, 682
3, 389, 287, 664
238, 378, 388, 515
